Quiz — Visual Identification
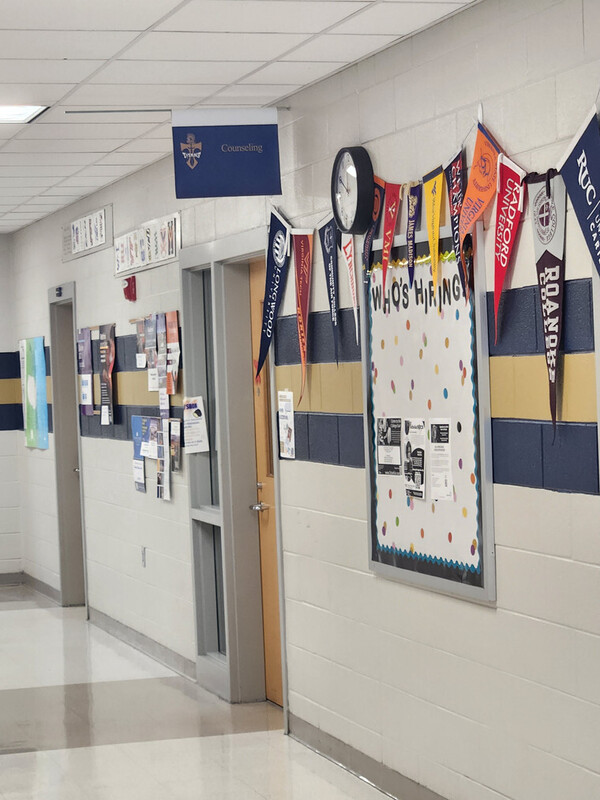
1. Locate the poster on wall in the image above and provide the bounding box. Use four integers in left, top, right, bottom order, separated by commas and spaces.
19, 337, 49, 450
277, 390, 295, 459
114, 213, 179, 277
183, 396, 209, 453
76, 327, 94, 416
366, 226, 494, 601
98, 324, 115, 426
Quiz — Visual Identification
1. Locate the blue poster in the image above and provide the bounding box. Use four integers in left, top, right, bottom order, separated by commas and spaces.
21, 336, 48, 450
172, 108, 281, 199
558, 106, 600, 278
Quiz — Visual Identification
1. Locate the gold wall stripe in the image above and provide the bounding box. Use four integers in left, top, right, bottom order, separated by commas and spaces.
275, 363, 363, 414
87, 371, 184, 408
0, 378, 21, 405
490, 353, 597, 422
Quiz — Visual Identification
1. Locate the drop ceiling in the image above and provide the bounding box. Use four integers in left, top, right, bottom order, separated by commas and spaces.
0, 0, 477, 233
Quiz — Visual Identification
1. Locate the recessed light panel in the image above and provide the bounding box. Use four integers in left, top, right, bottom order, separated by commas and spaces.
0, 105, 48, 123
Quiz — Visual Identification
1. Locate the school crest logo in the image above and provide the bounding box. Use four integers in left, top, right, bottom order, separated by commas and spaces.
533, 187, 557, 245
180, 134, 202, 170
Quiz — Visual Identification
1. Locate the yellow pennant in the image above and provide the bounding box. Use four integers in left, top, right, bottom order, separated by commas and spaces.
422, 165, 446, 299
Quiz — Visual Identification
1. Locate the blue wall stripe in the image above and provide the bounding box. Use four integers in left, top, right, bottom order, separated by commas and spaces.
0, 352, 20, 380
286, 412, 365, 469
492, 418, 599, 494
0, 404, 23, 431
275, 308, 361, 366
489, 278, 594, 356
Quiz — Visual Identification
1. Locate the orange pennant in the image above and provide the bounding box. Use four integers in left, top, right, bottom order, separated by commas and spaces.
458, 123, 502, 296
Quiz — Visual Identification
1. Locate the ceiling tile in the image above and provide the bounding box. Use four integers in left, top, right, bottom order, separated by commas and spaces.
91, 60, 263, 85
332, 1, 463, 35
208, 85, 302, 105
65, 84, 224, 106
114, 140, 171, 153
0, 153, 100, 167
0, 84, 74, 106
0, 186, 52, 196
44, 108, 171, 125
42, 187, 89, 196
121, 32, 311, 62
0, 60, 104, 84
75, 164, 142, 179
1, 139, 130, 153
281, 33, 397, 62
96, 151, 167, 166
0, 31, 138, 60
0, 177, 58, 188
241, 61, 347, 85
18, 122, 160, 140
26, 195, 81, 205
157, 1, 371, 34
0, 166, 81, 177
59, 176, 121, 188
0, 1, 184, 30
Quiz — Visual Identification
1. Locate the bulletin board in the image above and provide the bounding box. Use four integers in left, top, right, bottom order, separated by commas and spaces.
365, 224, 496, 603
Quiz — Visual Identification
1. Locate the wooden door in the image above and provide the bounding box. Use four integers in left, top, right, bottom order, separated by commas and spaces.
249, 258, 283, 706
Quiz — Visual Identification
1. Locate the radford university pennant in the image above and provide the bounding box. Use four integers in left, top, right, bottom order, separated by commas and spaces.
405, 182, 422, 288
494, 154, 526, 343
380, 183, 402, 295
459, 123, 502, 296
527, 170, 566, 431
362, 176, 386, 275
557, 106, 600, 278
256, 209, 291, 378
444, 149, 469, 299
423, 166, 445, 296
341, 232, 359, 344
293, 229, 313, 403
317, 216, 339, 363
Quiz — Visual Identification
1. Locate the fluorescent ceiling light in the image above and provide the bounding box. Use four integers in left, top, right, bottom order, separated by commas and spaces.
0, 105, 48, 123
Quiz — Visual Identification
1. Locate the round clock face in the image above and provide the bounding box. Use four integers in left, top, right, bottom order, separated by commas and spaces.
334, 151, 359, 230
330, 146, 374, 234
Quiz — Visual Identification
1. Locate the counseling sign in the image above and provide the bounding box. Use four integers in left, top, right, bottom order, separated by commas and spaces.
172, 108, 281, 198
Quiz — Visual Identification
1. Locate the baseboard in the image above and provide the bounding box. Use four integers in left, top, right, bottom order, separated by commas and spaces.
23, 573, 61, 604
0, 571, 24, 586
89, 607, 196, 682
288, 714, 446, 800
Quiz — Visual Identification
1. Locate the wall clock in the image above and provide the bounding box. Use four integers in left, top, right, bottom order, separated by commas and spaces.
330, 146, 374, 234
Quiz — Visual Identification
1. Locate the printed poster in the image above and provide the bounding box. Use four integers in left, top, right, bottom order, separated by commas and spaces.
140, 416, 159, 460
377, 417, 402, 476
429, 419, 453, 501
76, 327, 94, 416
135, 320, 146, 368
144, 314, 158, 391
98, 324, 115, 426
170, 419, 182, 472
131, 415, 146, 493
278, 390, 295, 459
156, 419, 171, 501
404, 418, 426, 499
165, 311, 180, 395
183, 396, 210, 453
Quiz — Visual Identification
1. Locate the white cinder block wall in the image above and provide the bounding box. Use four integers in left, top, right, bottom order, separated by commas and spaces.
0, 234, 20, 575
5, 0, 600, 797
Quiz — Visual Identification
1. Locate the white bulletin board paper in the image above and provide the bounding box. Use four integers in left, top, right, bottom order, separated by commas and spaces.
365, 225, 495, 602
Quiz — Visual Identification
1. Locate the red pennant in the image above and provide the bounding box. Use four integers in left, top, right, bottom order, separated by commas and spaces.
380, 183, 401, 296
293, 229, 313, 403
493, 154, 526, 343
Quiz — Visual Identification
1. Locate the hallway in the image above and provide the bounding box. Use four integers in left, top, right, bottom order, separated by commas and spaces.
0, 587, 386, 800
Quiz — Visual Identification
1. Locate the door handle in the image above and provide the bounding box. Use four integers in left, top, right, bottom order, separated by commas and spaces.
250, 502, 269, 512
73, 467, 80, 474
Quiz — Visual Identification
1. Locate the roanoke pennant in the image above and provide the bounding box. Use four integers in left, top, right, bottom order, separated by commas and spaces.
444, 149, 469, 299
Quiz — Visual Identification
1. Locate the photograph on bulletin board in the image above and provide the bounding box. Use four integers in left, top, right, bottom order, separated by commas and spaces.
365, 228, 495, 601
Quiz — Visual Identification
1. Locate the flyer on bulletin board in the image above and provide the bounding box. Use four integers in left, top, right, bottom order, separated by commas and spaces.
183, 396, 209, 453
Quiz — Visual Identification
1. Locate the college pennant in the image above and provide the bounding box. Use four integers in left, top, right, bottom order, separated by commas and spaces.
341, 232, 359, 344
557, 106, 600, 278
423, 166, 446, 297
405, 181, 422, 288
318, 216, 340, 363
444, 149, 469, 298
381, 182, 402, 295
493, 154, 526, 342
292, 229, 314, 403
362, 176, 386, 275
527, 170, 566, 431
256, 209, 291, 378
459, 123, 502, 297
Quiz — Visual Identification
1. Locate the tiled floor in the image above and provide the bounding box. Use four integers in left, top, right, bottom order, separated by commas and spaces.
0, 586, 387, 800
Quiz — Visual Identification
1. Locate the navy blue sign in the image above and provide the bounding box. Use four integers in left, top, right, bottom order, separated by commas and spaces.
172, 110, 281, 199
318, 217, 340, 363
558, 108, 600, 278
256, 210, 291, 377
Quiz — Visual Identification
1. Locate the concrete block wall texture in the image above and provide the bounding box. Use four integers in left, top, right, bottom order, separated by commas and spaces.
2, 0, 599, 797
